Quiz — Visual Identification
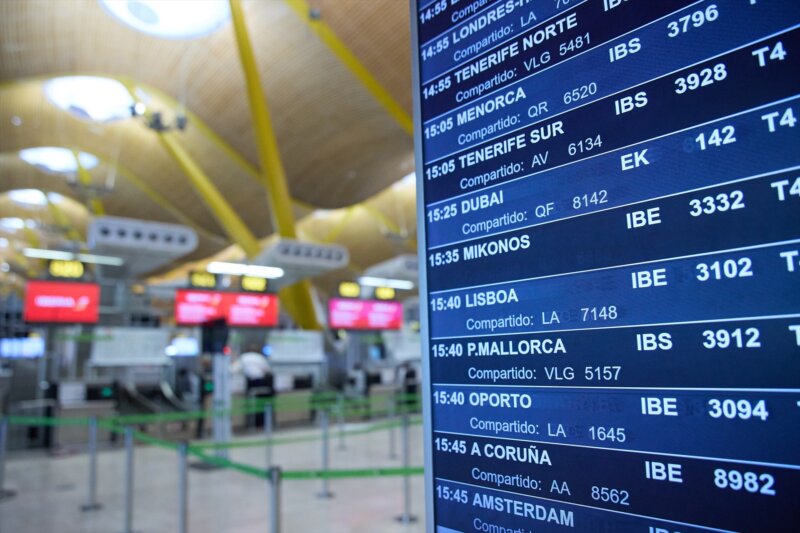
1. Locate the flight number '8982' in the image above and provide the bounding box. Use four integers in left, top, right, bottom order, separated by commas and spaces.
714, 469, 775, 496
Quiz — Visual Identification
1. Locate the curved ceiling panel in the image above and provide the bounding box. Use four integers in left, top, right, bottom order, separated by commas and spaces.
0, 0, 420, 291
0, 0, 413, 209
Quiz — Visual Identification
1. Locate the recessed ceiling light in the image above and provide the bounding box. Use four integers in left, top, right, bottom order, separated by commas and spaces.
312, 209, 334, 219
393, 172, 416, 190
99, 0, 231, 39
0, 218, 36, 231
44, 76, 135, 123
5, 189, 63, 207
22, 248, 124, 266
358, 276, 415, 290
206, 261, 284, 279
19, 147, 99, 174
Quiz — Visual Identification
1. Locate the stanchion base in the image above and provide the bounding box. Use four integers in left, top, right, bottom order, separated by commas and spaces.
189, 461, 224, 472
395, 514, 419, 524
317, 491, 334, 499
0, 489, 16, 502
80, 502, 103, 512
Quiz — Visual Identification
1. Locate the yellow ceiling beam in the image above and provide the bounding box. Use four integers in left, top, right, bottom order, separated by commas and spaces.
358, 203, 417, 251
105, 154, 228, 245
119, 78, 263, 255
284, 0, 413, 135
21, 227, 41, 250
116, 76, 266, 181
44, 196, 83, 244
5, 246, 36, 280
159, 131, 261, 258
230, 0, 320, 330
321, 207, 355, 244
229, 0, 298, 240
71, 149, 105, 216
116, 75, 320, 214
359, 203, 402, 237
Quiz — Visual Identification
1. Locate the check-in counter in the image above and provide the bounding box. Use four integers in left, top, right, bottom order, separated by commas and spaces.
54, 401, 116, 451
368, 383, 399, 417
274, 375, 315, 427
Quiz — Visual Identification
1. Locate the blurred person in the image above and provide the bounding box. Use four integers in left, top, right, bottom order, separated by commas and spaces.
235, 344, 272, 392
233, 344, 273, 428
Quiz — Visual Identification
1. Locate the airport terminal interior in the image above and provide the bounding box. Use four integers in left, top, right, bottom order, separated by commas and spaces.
0, 1, 424, 531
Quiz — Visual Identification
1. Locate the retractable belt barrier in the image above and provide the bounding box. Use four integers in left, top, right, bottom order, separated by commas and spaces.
2, 392, 420, 427
0, 393, 424, 533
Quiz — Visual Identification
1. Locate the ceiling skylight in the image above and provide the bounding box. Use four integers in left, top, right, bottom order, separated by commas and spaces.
0, 218, 36, 232
100, 0, 231, 39
393, 172, 416, 190
6, 189, 64, 207
19, 147, 99, 174
44, 76, 134, 123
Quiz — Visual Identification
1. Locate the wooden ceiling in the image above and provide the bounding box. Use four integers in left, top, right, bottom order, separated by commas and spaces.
0, 0, 417, 295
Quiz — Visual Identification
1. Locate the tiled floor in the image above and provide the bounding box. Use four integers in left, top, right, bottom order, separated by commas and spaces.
0, 419, 426, 533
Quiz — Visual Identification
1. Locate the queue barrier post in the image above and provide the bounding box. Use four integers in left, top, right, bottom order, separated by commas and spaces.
0, 418, 16, 501
264, 402, 273, 469
178, 441, 189, 533
388, 394, 397, 460
336, 395, 346, 451
269, 466, 282, 533
81, 416, 102, 511
121, 426, 135, 533
395, 409, 417, 524
317, 409, 333, 499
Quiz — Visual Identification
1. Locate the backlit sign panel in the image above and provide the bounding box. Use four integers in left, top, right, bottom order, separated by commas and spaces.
328, 298, 403, 330
24, 281, 100, 323
174, 290, 278, 327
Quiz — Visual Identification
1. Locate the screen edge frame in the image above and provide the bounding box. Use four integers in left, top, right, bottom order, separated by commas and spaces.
409, 0, 436, 530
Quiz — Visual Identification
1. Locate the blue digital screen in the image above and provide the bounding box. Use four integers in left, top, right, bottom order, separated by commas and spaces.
412, 1, 800, 531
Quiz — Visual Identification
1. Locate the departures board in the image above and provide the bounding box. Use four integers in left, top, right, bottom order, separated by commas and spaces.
410, 1, 800, 532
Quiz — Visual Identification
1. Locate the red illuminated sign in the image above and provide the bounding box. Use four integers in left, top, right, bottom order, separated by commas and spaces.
24, 281, 100, 324
328, 298, 403, 330
174, 290, 278, 327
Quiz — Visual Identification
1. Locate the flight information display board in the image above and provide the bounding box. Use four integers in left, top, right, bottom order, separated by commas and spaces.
410, 1, 800, 532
